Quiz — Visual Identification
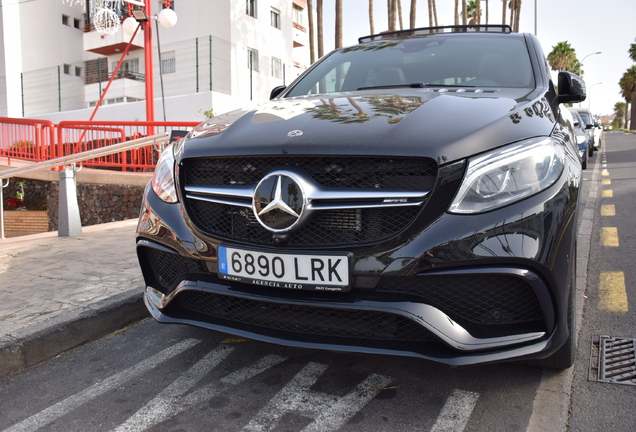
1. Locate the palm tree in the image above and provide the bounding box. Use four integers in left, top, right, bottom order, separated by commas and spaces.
388, 0, 396, 31
454, 0, 459, 25
629, 38, 636, 62
501, 0, 507, 25
547, 41, 578, 73
308, 0, 315, 63
467, 0, 480, 24
369, 0, 374, 35
397, 0, 403, 30
317, 0, 323, 58
431, 0, 438, 26
509, 0, 522, 32
410, 0, 416, 29
619, 66, 636, 130
462, 0, 467, 24
614, 102, 626, 129
335, 0, 342, 48
427, 0, 433, 27
484, 0, 489, 24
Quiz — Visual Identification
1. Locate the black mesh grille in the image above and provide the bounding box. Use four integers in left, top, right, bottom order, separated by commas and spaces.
143, 247, 208, 293
170, 290, 436, 342
377, 274, 544, 326
183, 156, 437, 190
187, 200, 420, 246
182, 156, 435, 246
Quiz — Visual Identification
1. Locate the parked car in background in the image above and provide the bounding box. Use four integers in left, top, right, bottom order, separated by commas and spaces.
573, 108, 601, 152
137, 25, 586, 370
567, 109, 590, 169
603, 124, 612, 131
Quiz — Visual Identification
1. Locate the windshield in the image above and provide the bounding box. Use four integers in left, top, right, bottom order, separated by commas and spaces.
287, 34, 534, 97
578, 112, 590, 124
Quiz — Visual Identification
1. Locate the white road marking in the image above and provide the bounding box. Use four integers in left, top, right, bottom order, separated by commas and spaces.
114, 351, 288, 432
242, 362, 392, 432
2, 339, 200, 432
430, 389, 480, 432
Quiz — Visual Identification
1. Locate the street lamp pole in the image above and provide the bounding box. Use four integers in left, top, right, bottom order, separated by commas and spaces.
579, 51, 602, 76
143, 0, 155, 135
588, 82, 602, 110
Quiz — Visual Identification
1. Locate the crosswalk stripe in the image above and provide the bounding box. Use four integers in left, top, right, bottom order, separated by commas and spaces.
599, 272, 629, 314
2, 339, 200, 432
430, 389, 480, 432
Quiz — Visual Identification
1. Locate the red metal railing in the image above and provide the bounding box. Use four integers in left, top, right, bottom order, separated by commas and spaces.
0, 117, 56, 165
0, 118, 199, 171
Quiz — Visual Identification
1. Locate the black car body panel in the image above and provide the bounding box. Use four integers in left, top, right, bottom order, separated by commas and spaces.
136, 26, 585, 368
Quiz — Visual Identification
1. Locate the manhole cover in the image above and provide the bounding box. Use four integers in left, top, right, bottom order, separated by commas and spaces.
589, 335, 636, 386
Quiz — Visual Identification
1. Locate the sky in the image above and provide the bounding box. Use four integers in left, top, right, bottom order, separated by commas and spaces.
315, 0, 636, 117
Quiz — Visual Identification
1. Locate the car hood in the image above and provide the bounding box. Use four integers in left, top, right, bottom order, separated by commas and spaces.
182, 88, 556, 164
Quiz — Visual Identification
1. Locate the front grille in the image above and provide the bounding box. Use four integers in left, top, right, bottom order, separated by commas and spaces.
377, 274, 545, 335
187, 200, 420, 246
169, 290, 436, 343
183, 156, 438, 190
182, 156, 436, 247
142, 247, 208, 293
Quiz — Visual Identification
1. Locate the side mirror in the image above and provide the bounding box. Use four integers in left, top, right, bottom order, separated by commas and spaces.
270, 85, 286, 100
554, 71, 586, 105
585, 124, 594, 130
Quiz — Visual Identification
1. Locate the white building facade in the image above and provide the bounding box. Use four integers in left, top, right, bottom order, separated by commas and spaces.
0, 0, 310, 122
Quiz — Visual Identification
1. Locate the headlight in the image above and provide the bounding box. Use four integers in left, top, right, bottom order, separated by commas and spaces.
448, 137, 565, 214
576, 134, 586, 144
151, 144, 178, 203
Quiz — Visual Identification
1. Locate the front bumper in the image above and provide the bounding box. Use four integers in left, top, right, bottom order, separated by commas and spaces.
136, 156, 579, 366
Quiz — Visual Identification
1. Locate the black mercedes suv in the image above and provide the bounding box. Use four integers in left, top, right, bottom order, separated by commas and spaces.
136, 25, 586, 369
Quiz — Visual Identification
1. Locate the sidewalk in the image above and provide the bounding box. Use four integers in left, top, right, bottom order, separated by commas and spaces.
0, 219, 149, 379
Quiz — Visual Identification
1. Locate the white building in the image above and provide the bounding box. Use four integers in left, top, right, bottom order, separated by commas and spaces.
0, 0, 310, 122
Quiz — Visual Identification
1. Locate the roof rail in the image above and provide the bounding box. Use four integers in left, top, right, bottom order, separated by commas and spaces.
358, 25, 513, 44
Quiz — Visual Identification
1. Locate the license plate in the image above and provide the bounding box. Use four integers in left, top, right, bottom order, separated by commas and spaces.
218, 246, 350, 291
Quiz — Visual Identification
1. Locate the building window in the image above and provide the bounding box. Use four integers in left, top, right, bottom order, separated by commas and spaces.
75, 66, 82, 77
74, 18, 81, 29
246, 0, 257, 17
62, 15, 70, 26
63, 64, 71, 75
247, 48, 259, 71
292, 4, 303, 26
271, 8, 280, 29
272, 57, 282, 78
161, 51, 176, 74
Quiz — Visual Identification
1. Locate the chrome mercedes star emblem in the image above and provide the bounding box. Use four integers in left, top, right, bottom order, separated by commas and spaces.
253, 173, 305, 232
287, 130, 304, 137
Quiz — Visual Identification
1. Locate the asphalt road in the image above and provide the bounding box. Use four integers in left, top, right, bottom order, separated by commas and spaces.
568, 131, 636, 432
3, 133, 636, 432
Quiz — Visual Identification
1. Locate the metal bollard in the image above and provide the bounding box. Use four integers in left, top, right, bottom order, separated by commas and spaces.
58, 165, 82, 237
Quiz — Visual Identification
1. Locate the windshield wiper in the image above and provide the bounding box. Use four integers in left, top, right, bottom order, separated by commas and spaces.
424, 83, 477, 88
357, 82, 426, 90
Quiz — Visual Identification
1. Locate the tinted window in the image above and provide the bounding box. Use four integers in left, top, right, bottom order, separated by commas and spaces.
287, 35, 534, 96
578, 112, 590, 124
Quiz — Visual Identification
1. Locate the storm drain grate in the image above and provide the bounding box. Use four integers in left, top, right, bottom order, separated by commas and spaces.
589, 335, 636, 386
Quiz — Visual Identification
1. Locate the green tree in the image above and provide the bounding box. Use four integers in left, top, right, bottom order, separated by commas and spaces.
614, 102, 626, 129
629, 38, 636, 62
547, 41, 578, 73
466, 0, 481, 24
619, 65, 636, 130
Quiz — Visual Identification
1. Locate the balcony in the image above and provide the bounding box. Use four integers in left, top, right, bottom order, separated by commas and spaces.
83, 21, 143, 56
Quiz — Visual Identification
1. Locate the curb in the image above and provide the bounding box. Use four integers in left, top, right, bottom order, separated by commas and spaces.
0, 287, 148, 380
